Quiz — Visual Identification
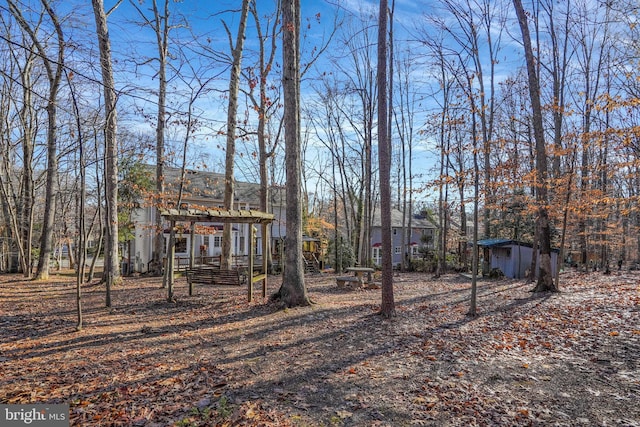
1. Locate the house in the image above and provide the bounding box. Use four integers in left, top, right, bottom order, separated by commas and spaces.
128, 166, 437, 273
475, 238, 559, 279
370, 207, 438, 267
128, 166, 285, 273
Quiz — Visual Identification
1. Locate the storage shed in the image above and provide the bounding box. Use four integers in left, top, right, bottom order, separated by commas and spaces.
476, 239, 559, 279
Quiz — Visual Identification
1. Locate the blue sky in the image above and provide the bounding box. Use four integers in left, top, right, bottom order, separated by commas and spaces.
99, 0, 446, 194
42, 0, 488, 200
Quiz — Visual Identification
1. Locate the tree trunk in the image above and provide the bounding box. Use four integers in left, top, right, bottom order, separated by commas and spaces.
66, 65, 86, 330
18, 54, 36, 278
377, 0, 395, 318
250, 3, 279, 273
93, 0, 121, 306
273, 0, 309, 308
513, 0, 556, 292
222, 0, 251, 270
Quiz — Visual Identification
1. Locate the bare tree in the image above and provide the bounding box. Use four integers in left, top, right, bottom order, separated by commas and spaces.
328, 10, 379, 268
513, 0, 556, 292
64, 66, 87, 330
221, 0, 251, 270
92, 0, 122, 306
8, 0, 64, 281
246, 1, 281, 272
392, 49, 418, 273
0, 14, 38, 277
129, 0, 176, 276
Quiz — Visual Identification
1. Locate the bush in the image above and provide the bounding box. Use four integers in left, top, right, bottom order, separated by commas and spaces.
488, 268, 504, 278
410, 259, 431, 272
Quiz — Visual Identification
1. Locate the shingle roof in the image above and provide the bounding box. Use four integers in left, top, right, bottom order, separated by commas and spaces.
147, 165, 285, 207
371, 207, 437, 229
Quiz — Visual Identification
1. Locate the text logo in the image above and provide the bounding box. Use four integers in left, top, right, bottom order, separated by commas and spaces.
1, 404, 69, 426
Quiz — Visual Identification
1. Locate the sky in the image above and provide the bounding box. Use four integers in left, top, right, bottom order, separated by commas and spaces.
9, 0, 522, 202
96, 0, 443, 184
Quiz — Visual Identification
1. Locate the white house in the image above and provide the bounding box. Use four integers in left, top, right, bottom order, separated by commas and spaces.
128, 166, 285, 273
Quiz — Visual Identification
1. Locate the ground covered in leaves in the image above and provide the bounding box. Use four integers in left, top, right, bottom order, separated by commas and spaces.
1, 269, 639, 426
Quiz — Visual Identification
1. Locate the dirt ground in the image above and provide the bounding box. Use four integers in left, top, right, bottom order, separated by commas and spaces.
0, 269, 639, 426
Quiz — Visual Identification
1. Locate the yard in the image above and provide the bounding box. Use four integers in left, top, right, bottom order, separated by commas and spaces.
0, 269, 639, 426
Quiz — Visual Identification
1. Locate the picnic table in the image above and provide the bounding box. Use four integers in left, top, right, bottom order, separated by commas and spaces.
346, 266, 374, 282
336, 266, 375, 288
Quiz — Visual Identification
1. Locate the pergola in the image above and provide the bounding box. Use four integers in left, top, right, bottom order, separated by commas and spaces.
160, 208, 275, 301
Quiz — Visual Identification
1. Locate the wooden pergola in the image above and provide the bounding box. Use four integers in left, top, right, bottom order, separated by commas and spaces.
160, 208, 275, 301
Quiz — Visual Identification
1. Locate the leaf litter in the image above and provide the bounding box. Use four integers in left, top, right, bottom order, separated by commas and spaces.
0, 270, 638, 426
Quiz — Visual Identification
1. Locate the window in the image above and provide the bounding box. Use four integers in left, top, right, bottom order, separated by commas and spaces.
393, 228, 397, 235
203, 236, 210, 247
395, 247, 401, 254
175, 237, 187, 253
213, 236, 222, 248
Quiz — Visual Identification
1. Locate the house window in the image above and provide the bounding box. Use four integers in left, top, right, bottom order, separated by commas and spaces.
393, 228, 397, 235
203, 236, 210, 247
395, 247, 401, 254
175, 237, 187, 253
213, 236, 222, 248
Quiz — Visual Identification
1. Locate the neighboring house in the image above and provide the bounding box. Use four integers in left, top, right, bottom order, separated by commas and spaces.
370, 208, 438, 267
476, 238, 559, 279
129, 166, 286, 273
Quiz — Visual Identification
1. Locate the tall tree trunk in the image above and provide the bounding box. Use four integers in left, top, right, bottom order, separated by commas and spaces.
273, 0, 309, 307
66, 66, 86, 330
222, 0, 251, 270
18, 54, 36, 277
513, 0, 556, 292
154, 0, 169, 277
250, 3, 279, 273
378, 0, 395, 318
92, 0, 121, 307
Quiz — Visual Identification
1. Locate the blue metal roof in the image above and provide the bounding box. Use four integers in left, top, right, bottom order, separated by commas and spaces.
476, 238, 520, 247
475, 238, 559, 252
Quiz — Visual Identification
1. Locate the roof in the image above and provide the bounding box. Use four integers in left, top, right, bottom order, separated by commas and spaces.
160, 208, 275, 224
476, 238, 521, 247
371, 207, 437, 229
475, 238, 560, 253
147, 165, 286, 207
